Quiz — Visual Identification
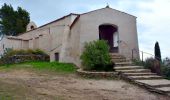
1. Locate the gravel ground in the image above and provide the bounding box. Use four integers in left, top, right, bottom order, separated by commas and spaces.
0, 69, 169, 100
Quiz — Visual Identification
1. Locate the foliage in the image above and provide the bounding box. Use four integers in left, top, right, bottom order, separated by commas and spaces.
0, 49, 49, 65
136, 57, 170, 78
80, 40, 113, 71
163, 57, 170, 66
144, 57, 161, 75
161, 64, 170, 79
132, 59, 144, 66
161, 57, 170, 79
144, 58, 155, 69
154, 41, 161, 61
0, 3, 30, 36
133, 57, 162, 75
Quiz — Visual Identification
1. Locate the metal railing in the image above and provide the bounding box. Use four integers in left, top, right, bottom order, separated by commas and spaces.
132, 48, 155, 61
118, 40, 160, 61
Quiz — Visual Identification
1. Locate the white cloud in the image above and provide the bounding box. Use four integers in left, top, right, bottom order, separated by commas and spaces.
106, 0, 170, 59
135, 0, 170, 58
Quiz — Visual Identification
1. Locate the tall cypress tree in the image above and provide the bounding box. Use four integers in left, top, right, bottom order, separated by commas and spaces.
154, 41, 161, 61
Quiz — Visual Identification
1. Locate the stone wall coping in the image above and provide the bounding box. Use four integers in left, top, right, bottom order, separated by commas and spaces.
76, 68, 118, 78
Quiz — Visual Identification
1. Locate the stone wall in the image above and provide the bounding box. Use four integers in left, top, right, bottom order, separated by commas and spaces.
77, 69, 118, 78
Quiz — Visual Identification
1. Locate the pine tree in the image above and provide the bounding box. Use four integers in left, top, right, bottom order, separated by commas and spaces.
154, 41, 161, 61
0, 3, 30, 36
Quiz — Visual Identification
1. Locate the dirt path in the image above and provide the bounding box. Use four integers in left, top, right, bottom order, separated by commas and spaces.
0, 69, 169, 100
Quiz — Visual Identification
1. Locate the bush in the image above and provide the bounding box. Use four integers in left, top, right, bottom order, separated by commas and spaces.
161, 65, 170, 79
161, 58, 170, 79
144, 57, 161, 75
163, 57, 170, 66
144, 58, 155, 69
0, 49, 49, 65
132, 59, 144, 66
134, 57, 170, 79
80, 40, 113, 71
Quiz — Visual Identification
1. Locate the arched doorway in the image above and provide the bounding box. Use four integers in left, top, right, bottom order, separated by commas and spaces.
99, 24, 118, 52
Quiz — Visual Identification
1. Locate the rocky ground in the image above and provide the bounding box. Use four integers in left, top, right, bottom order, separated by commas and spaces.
0, 69, 169, 100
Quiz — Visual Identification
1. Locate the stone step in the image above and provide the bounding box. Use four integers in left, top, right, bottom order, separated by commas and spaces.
116, 69, 151, 73
114, 66, 142, 70
109, 53, 121, 56
110, 54, 125, 58
128, 75, 163, 80
155, 87, 170, 93
111, 56, 126, 59
111, 59, 127, 63
115, 62, 132, 66
111, 57, 126, 59
135, 79, 170, 88
124, 72, 157, 76
111, 55, 125, 57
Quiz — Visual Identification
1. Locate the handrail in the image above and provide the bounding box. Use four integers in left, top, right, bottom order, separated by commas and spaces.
132, 49, 161, 61
118, 40, 161, 61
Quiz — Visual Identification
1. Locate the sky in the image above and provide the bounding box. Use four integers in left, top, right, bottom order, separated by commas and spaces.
0, 0, 170, 59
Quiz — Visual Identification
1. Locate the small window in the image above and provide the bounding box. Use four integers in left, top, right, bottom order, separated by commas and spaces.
30, 25, 34, 30
55, 53, 59, 61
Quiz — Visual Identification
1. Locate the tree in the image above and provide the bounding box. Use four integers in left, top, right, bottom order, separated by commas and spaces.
0, 3, 30, 36
154, 41, 161, 61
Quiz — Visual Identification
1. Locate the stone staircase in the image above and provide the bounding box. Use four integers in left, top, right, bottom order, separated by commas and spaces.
110, 53, 170, 96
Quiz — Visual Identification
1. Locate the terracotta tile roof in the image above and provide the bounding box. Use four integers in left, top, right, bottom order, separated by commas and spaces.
18, 13, 79, 36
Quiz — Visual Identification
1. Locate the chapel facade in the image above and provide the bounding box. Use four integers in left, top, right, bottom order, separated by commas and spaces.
0, 7, 139, 66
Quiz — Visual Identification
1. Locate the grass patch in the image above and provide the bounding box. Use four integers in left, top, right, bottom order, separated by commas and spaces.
0, 94, 13, 100
0, 61, 77, 74
28, 61, 77, 74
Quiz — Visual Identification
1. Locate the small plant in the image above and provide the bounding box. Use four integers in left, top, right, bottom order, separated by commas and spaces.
144, 58, 155, 69
144, 57, 161, 75
80, 40, 113, 71
161, 57, 170, 79
32, 49, 46, 55
132, 59, 144, 66
161, 65, 170, 79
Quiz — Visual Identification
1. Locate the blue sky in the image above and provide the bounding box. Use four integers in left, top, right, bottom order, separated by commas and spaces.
0, 0, 170, 59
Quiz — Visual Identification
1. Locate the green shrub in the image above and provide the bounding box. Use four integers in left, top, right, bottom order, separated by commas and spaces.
0, 49, 49, 65
27, 49, 34, 54
163, 57, 170, 66
144, 58, 155, 69
144, 57, 161, 75
161, 65, 170, 79
161, 58, 170, 79
80, 40, 113, 71
32, 49, 46, 55
132, 59, 144, 66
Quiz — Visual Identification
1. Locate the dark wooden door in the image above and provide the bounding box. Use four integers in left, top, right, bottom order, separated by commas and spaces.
55, 53, 59, 61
